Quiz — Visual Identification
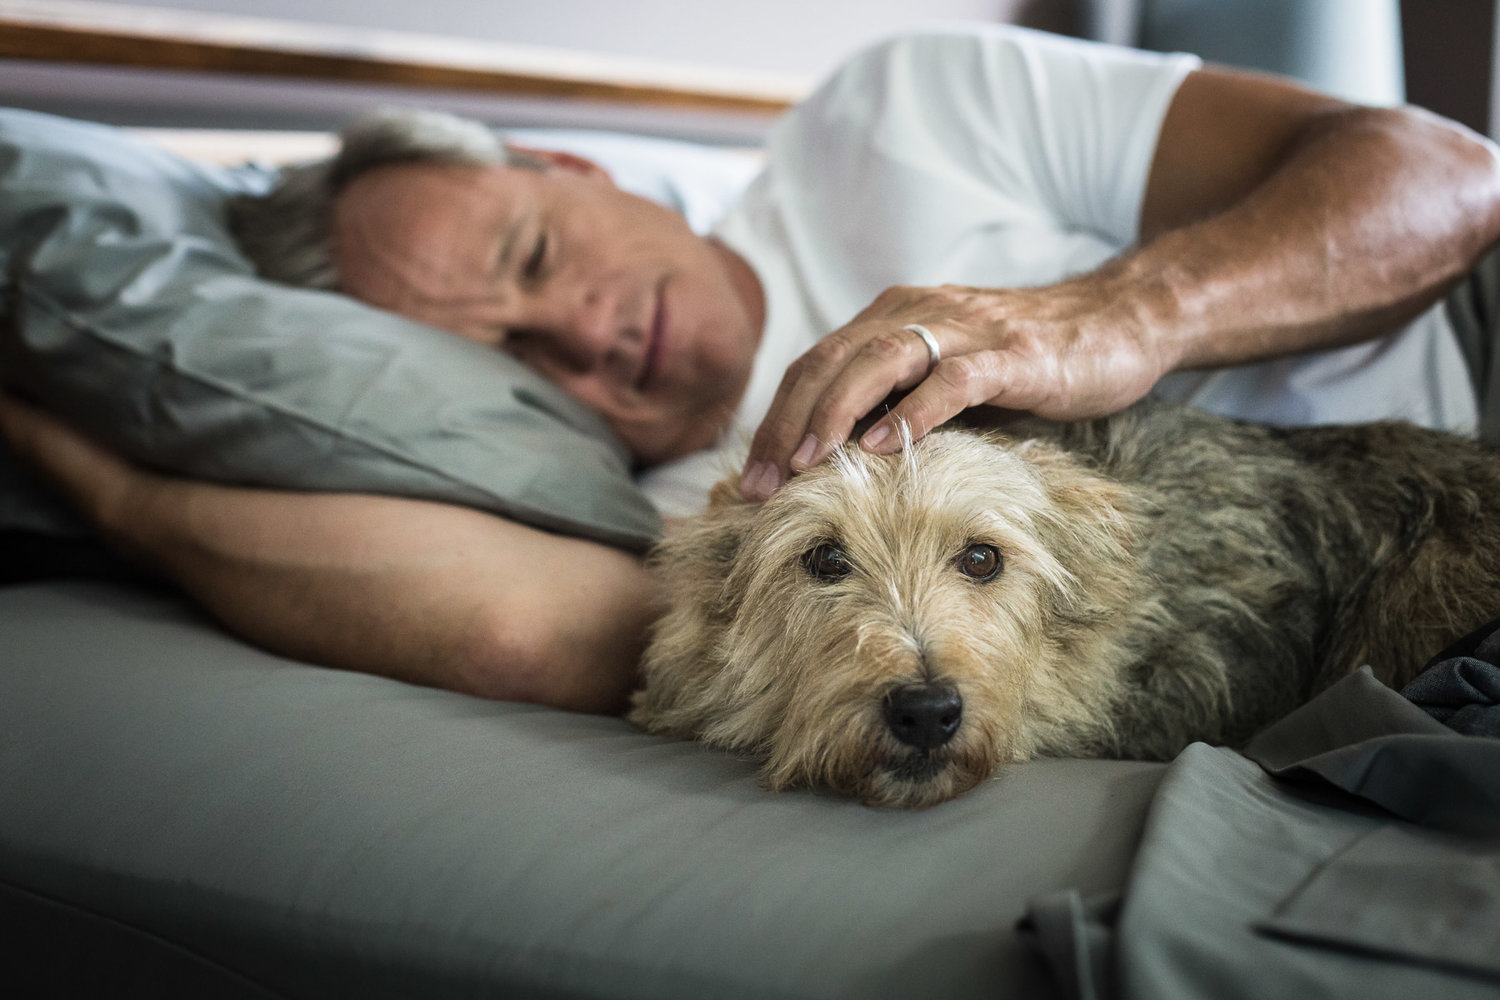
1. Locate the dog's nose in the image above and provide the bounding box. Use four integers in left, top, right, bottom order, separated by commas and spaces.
883, 682, 963, 750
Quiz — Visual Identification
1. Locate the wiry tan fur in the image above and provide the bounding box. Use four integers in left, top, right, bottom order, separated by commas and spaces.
630, 402, 1500, 808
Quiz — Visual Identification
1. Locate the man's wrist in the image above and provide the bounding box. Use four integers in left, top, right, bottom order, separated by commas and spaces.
1078, 249, 1196, 391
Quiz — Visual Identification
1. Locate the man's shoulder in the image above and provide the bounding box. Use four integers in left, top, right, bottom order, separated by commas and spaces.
802, 23, 1195, 133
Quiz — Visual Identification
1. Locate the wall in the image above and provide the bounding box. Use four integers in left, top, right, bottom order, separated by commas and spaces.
2, 0, 1467, 141
77, 0, 1028, 81
0, 0, 1061, 141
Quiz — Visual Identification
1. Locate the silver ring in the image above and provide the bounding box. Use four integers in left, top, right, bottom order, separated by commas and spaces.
903, 324, 941, 372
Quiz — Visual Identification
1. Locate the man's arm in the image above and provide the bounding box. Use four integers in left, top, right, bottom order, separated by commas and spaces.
1136, 66, 1500, 365
740, 65, 1500, 498
0, 394, 656, 713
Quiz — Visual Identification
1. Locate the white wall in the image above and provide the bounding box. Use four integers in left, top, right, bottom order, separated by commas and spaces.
90, 0, 1024, 81
0, 0, 1039, 140
0, 0, 1406, 139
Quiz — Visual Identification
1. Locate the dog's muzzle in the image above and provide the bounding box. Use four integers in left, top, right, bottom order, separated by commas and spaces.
883, 681, 963, 750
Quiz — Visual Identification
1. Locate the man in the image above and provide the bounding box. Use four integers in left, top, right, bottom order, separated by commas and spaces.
4, 26, 1499, 712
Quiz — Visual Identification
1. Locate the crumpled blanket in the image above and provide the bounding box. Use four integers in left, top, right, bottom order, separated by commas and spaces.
1403, 616, 1500, 737
1020, 667, 1500, 1000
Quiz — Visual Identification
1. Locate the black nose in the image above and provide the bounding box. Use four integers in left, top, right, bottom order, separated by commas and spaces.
883, 682, 963, 750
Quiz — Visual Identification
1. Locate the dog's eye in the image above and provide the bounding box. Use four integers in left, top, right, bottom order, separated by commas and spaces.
804, 543, 853, 581
957, 544, 1002, 582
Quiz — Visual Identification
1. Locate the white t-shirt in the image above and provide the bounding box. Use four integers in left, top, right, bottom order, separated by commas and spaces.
639, 25, 1477, 516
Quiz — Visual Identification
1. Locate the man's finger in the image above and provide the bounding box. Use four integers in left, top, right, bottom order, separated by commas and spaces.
794, 325, 940, 469
859, 351, 1026, 453
740, 327, 885, 499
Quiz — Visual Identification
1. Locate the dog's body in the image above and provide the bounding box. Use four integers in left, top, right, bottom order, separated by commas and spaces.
630, 402, 1500, 807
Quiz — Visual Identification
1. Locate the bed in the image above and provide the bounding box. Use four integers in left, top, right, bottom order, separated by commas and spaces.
2, 6, 1498, 999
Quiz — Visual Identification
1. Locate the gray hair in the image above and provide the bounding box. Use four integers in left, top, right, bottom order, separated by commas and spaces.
228, 108, 540, 289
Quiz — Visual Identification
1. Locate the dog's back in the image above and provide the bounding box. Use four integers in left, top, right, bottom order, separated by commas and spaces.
1038, 403, 1500, 753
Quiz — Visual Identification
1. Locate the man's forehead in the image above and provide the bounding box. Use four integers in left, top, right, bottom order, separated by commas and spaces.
332, 161, 528, 314
336, 161, 523, 230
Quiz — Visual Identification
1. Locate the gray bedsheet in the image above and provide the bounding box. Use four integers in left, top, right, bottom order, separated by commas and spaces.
0, 581, 1163, 998
1023, 668, 1500, 1000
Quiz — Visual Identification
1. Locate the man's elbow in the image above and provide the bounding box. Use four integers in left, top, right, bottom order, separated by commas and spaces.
1368, 103, 1500, 255
451, 604, 644, 716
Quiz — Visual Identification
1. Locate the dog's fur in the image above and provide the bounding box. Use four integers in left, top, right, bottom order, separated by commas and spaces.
629, 402, 1500, 808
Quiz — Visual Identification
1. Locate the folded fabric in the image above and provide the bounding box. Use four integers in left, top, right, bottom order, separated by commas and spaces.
1248, 667, 1500, 836
1260, 823, 1500, 982
1403, 615, 1500, 737
1022, 668, 1500, 1000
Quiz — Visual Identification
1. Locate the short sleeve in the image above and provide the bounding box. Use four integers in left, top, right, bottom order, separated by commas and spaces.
793, 25, 1201, 246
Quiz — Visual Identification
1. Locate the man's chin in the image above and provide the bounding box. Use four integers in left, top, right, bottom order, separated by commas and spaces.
625, 411, 736, 471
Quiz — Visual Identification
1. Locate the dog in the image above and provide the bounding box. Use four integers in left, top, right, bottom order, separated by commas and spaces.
629, 402, 1500, 808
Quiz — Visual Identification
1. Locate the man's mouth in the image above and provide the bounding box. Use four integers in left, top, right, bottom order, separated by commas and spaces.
638, 281, 667, 391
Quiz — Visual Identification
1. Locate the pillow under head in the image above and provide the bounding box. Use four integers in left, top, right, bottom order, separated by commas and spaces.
0, 109, 760, 552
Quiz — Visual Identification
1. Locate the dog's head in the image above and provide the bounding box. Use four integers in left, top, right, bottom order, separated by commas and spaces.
630, 427, 1139, 808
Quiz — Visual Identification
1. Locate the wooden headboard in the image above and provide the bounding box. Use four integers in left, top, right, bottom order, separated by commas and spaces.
0, 0, 805, 142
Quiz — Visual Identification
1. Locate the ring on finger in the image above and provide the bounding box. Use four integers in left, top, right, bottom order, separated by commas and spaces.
903, 324, 941, 373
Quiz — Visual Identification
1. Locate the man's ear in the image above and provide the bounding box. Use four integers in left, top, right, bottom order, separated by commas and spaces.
505, 145, 615, 185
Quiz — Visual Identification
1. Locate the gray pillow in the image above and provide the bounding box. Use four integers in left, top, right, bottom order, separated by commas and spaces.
0, 110, 760, 552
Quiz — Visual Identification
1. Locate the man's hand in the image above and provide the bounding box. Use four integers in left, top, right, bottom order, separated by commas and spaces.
0, 393, 156, 556
739, 276, 1168, 500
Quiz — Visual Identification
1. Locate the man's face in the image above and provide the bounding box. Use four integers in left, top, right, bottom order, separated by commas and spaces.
331, 156, 764, 468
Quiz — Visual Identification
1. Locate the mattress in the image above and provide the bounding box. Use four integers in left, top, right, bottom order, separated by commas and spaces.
0, 579, 1164, 998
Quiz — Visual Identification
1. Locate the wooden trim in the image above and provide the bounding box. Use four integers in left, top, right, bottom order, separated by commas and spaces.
0, 19, 799, 118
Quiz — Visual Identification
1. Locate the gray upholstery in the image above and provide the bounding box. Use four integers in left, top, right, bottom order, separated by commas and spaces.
0, 581, 1164, 998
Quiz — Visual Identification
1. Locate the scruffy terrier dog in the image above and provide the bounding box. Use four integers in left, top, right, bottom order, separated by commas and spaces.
629, 402, 1500, 808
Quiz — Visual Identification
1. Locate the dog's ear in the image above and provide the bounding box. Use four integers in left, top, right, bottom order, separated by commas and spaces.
1013, 440, 1139, 623
692, 474, 758, 572
707, 476, 748, 510
634, 473, 761, 729
699, 495, 759, 574
652, 474, 760, 594
1016, 439, 1127, 520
